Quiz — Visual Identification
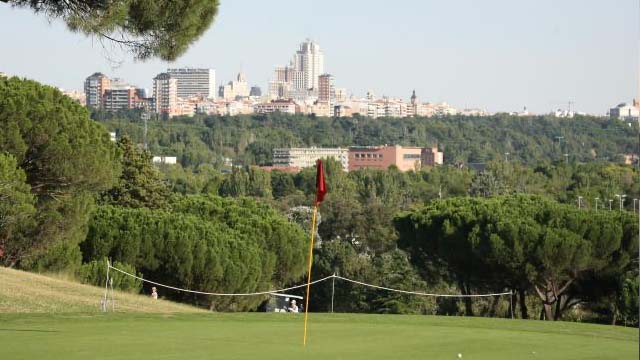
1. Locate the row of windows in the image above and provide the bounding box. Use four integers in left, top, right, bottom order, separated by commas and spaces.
354, 153, 383, 159
403, 154, 421, 160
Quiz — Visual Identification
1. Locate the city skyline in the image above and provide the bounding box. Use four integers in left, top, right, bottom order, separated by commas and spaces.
0, 0, 637, 114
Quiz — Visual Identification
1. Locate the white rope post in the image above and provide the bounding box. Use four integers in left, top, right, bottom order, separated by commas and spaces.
110, 277, 115, 312
102, 258, 111, 312
510, 290, 514, 320
331, 273, 336, 313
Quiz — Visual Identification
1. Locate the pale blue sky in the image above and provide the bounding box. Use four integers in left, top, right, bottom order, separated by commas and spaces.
0, 0, 637, 114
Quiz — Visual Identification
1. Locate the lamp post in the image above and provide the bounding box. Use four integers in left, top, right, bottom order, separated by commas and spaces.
595, 197, 599, 211
577, 196, 583, 209
615, 194, 626, 211
555, 136, 564, 162
505, 152, 509, 163
609, 199, 613, 211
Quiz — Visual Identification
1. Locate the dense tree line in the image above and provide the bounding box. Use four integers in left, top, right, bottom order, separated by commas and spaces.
94, 110, 640, 168
395, 196, 638, 323
83, 196, 307, 310
191, 158, 638, 323
0, 78, 307, 313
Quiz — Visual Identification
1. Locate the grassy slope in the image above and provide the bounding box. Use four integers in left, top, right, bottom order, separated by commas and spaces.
0, 266, 202, 313
0, 266, 636, 359
0, 313, 636, 360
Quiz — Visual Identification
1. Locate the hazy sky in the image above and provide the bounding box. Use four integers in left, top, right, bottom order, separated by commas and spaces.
0, 0, 637, 114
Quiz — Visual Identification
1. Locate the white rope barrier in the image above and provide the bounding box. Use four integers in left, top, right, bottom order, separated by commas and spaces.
334, 275, 512, 298
108, 264, 333, 296
109, 264, 511, 298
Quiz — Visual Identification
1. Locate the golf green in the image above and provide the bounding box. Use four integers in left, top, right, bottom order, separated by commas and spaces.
0, 313, 637, 359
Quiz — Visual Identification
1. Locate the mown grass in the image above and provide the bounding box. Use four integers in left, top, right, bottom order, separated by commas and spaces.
0, 266, 637, 359
0, 266, 202, 313
0, 312, 637, 360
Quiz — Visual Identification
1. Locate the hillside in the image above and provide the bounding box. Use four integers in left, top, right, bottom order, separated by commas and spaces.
0, 267, 203, 313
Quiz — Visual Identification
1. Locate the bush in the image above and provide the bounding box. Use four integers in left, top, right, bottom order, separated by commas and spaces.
81, 196, 308, 310
77, 258, 142, 293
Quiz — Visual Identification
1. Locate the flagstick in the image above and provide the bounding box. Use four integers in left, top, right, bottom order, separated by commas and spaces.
303, 202, 318, 346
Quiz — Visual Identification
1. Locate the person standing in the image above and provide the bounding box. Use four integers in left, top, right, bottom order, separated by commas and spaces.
289, 299, 299, 313
151, 287, 158, 300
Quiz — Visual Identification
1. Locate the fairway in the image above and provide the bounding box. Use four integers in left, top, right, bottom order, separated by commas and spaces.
0, 313, 637, 360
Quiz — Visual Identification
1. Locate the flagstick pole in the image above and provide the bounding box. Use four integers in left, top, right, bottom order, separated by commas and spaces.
303, 202, 318, 346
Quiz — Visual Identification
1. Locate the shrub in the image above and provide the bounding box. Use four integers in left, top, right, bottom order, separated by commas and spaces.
77, 258, 142, 293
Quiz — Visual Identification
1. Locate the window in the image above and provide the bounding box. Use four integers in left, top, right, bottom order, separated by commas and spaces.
403, 154, 421, 160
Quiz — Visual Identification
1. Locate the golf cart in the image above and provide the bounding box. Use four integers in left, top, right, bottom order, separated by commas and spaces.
266, 293, 303, 313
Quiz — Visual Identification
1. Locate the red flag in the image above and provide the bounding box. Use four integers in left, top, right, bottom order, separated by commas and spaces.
315, 160, 327, 204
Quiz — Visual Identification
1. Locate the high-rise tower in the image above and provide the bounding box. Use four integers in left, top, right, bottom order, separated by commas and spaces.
153, 73, 178, 115
293, 40, 324, 90
84, 72, 111, 109
269, 39, 325, 100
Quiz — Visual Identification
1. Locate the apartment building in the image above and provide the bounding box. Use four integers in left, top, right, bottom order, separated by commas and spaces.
153, 73, 178, 116
167, 68, 216, 99
254, 100, 297, 114
84, 72, 111, 109
348, 145, 443, 172
273, 147, 349, 171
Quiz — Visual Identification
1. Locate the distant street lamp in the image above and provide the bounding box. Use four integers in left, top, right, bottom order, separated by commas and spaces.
505, 152, 510, 163
615, 194, 626, 211
609, 199, 613, 211
577, 196, 583, 209
595, 197, 599, 211
555, 136, 564, 162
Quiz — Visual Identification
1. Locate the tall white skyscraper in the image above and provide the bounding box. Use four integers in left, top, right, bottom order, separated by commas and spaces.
269, 40, 325, 100
293, 40, 324, 90
166, 68, 216, 99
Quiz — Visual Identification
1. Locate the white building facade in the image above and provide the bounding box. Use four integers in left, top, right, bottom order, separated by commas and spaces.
254, 101, 296, 114
167, 68, 216, 99
294, 40, 324, 90
610, 103, 639, 120
269, 40, 325, 100
273, 147, 349, 171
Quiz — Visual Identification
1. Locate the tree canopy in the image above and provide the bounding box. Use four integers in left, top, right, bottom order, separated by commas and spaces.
102, 136, 169, 209
82, 195, 308, 310
94, 111, 639, 169
0, 77, 120, 268
3, 0, 220, 60
395, 195, 638, 320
